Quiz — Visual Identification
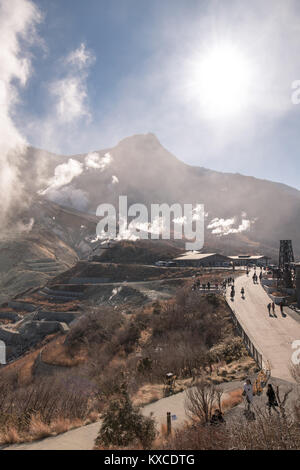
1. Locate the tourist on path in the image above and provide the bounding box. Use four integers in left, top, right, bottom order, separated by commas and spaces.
243, 379, 254, 411
267, 303, 272, 316
266, 384, 279, 415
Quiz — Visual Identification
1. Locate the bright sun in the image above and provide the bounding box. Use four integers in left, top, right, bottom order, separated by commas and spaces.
187, 44, 253, 119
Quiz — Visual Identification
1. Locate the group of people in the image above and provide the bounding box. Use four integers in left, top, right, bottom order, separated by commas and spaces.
192, 279, 214, 291
209, 378, 279, 426
267, 301, 285, 317
192, 279, 224, 291
243, 379, 279, 416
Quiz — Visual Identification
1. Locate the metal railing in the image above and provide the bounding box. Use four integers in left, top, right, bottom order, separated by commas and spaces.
228, 305, 263, 369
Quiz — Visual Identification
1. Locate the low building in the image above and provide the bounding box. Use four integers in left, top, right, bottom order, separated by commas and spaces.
173, 252, 231, 267
228, 255, 269, 266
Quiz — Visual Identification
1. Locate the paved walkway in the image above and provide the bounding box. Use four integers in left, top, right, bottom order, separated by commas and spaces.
227, 270, 300, 382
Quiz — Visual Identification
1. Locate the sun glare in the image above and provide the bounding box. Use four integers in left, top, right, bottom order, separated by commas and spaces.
187, 44, 253, 119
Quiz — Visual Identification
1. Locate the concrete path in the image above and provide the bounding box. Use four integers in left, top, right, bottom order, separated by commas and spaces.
5, 422, 101, 451
227, 270, 300, 382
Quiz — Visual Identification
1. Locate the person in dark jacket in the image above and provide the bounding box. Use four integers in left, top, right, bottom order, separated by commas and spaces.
266, 384, 279, 415
210, 409, 225, 425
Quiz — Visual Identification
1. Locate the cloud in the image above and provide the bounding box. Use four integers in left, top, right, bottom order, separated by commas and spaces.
66, 42, 94, 70
26, 41, 95, 152
0, 0, 41, 225
51, 42, 94, 124
50, 77, 90, 123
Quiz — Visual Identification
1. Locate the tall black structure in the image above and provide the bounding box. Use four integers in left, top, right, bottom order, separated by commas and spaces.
279, 240, 294, 268
279, 240, 294, 288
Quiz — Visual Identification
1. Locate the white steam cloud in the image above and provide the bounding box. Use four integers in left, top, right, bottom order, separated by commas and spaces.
40, 150, 113, 211
40, 158, 83, 194
85, 152, 112, 171
0, 0, 41, 225
207, 214, 253, 236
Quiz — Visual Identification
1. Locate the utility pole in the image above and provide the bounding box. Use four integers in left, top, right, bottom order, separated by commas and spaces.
167, 412, 172, 436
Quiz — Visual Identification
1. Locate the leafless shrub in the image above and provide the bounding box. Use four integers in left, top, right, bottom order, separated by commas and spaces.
185, 380, 223, 424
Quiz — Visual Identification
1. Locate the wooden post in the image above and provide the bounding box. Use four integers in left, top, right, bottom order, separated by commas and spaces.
167, 412, 171, 436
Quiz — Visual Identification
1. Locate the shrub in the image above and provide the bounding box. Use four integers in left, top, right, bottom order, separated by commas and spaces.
96, 386, 156, 449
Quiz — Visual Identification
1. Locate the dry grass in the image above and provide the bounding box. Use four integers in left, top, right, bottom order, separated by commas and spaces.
0, 427, 22, 446
221, 388, 243, 411
0, 416, 87, 446
87, 411, 99, 423
132, 384, 164, 407
41, 336, 87, 367
2, 348, 42, 386
29, 415, 52, 440
50, 417, 82, 435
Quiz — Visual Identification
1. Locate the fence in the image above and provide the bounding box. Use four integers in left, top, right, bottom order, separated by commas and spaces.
227, 305, 263, 369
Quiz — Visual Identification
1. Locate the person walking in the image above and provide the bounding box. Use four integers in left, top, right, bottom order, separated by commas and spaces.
230, 286, 235, 301
266, 384, 279, 415
267, 303, 272, 316
279, 301, 284, 316
243, 379, 254, 411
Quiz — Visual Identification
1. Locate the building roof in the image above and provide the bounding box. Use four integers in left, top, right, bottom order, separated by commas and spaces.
228, 255, 267, 260
173, 252, 228, 261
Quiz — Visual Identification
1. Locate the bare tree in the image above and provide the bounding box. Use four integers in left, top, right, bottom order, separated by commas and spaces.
185, 380, 223, 424
275, 385, 292, 419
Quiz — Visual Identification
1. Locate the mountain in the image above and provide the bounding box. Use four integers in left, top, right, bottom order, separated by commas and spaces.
0, 197, 99, 303
19, 133, 300, 260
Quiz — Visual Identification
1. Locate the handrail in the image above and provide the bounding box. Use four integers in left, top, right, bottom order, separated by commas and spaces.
227, 302, 264, 370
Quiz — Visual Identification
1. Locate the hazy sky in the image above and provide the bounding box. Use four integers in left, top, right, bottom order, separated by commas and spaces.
4, 0, 300, 189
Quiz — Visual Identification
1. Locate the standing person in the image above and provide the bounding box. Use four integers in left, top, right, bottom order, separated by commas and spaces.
266, 384, 279, 415
210, 409, 225, 425
267, 303, 272, 316
259, 272, 263, 282
272, 302, 276, 317
279, 301, 284, 316
207, 281, 210, 291
243, 379, 254, 411
230, 286, 235, 301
